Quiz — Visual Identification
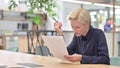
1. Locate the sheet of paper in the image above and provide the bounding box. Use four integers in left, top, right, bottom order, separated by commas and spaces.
41, 36, 68, 60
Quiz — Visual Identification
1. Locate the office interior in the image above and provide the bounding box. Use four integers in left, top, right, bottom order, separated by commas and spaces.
0, 0, 120, 66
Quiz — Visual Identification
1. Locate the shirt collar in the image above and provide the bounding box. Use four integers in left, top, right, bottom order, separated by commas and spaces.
81, 26, 93, 41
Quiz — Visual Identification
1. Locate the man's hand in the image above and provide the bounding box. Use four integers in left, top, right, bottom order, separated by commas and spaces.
64, 54, 82, 62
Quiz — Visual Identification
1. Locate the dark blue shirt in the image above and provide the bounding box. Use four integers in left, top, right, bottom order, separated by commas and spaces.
67, 26, 110, 64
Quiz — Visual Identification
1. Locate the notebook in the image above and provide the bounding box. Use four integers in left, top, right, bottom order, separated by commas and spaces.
41, 35, 68, 60
17, 63, 44, 67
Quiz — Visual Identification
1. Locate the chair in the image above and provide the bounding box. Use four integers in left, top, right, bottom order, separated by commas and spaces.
35, 46, 53, 56
27, 30, 56, 56
110, 56, 120, 66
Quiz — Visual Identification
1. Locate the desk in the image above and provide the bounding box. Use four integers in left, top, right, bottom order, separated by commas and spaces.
0, 50, 120, 68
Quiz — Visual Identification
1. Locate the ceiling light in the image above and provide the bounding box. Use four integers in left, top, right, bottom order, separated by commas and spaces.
94, 3, 120, 8
62, 0, 92, 5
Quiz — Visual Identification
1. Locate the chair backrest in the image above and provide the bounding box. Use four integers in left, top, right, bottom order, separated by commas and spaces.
35, 46, 52, 56
110, 57, 120, 66
27, 30, 56, 55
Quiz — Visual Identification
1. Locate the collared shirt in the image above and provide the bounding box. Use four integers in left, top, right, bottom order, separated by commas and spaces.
67, 26, 110, 64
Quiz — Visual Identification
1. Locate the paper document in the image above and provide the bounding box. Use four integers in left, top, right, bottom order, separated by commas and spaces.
41, 36, 68, 60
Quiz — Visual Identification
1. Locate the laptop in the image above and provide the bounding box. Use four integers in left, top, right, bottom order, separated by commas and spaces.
41, 35, 68, 60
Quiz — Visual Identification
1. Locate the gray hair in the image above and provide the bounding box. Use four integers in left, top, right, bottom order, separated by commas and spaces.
68, 8, 91, 24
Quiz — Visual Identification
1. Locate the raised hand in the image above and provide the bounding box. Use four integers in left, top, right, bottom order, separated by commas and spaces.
54, 21, 63, 36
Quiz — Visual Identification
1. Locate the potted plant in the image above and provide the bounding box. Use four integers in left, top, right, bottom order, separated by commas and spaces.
8, 0, 58, 30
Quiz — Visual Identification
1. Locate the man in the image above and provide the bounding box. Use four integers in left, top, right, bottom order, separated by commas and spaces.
54, 8, 110, 64
104, 18, 113, 31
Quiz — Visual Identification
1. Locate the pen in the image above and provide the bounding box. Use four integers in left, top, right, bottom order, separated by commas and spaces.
52, 17, 57, 22
52, 17, 61, 29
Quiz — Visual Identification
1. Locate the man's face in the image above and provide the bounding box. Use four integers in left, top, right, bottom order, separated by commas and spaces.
108, 18, 113, 25
70, 20, 87, 37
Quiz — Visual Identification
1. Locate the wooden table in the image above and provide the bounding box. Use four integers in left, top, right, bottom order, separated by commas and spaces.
0, 50, 120, 68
